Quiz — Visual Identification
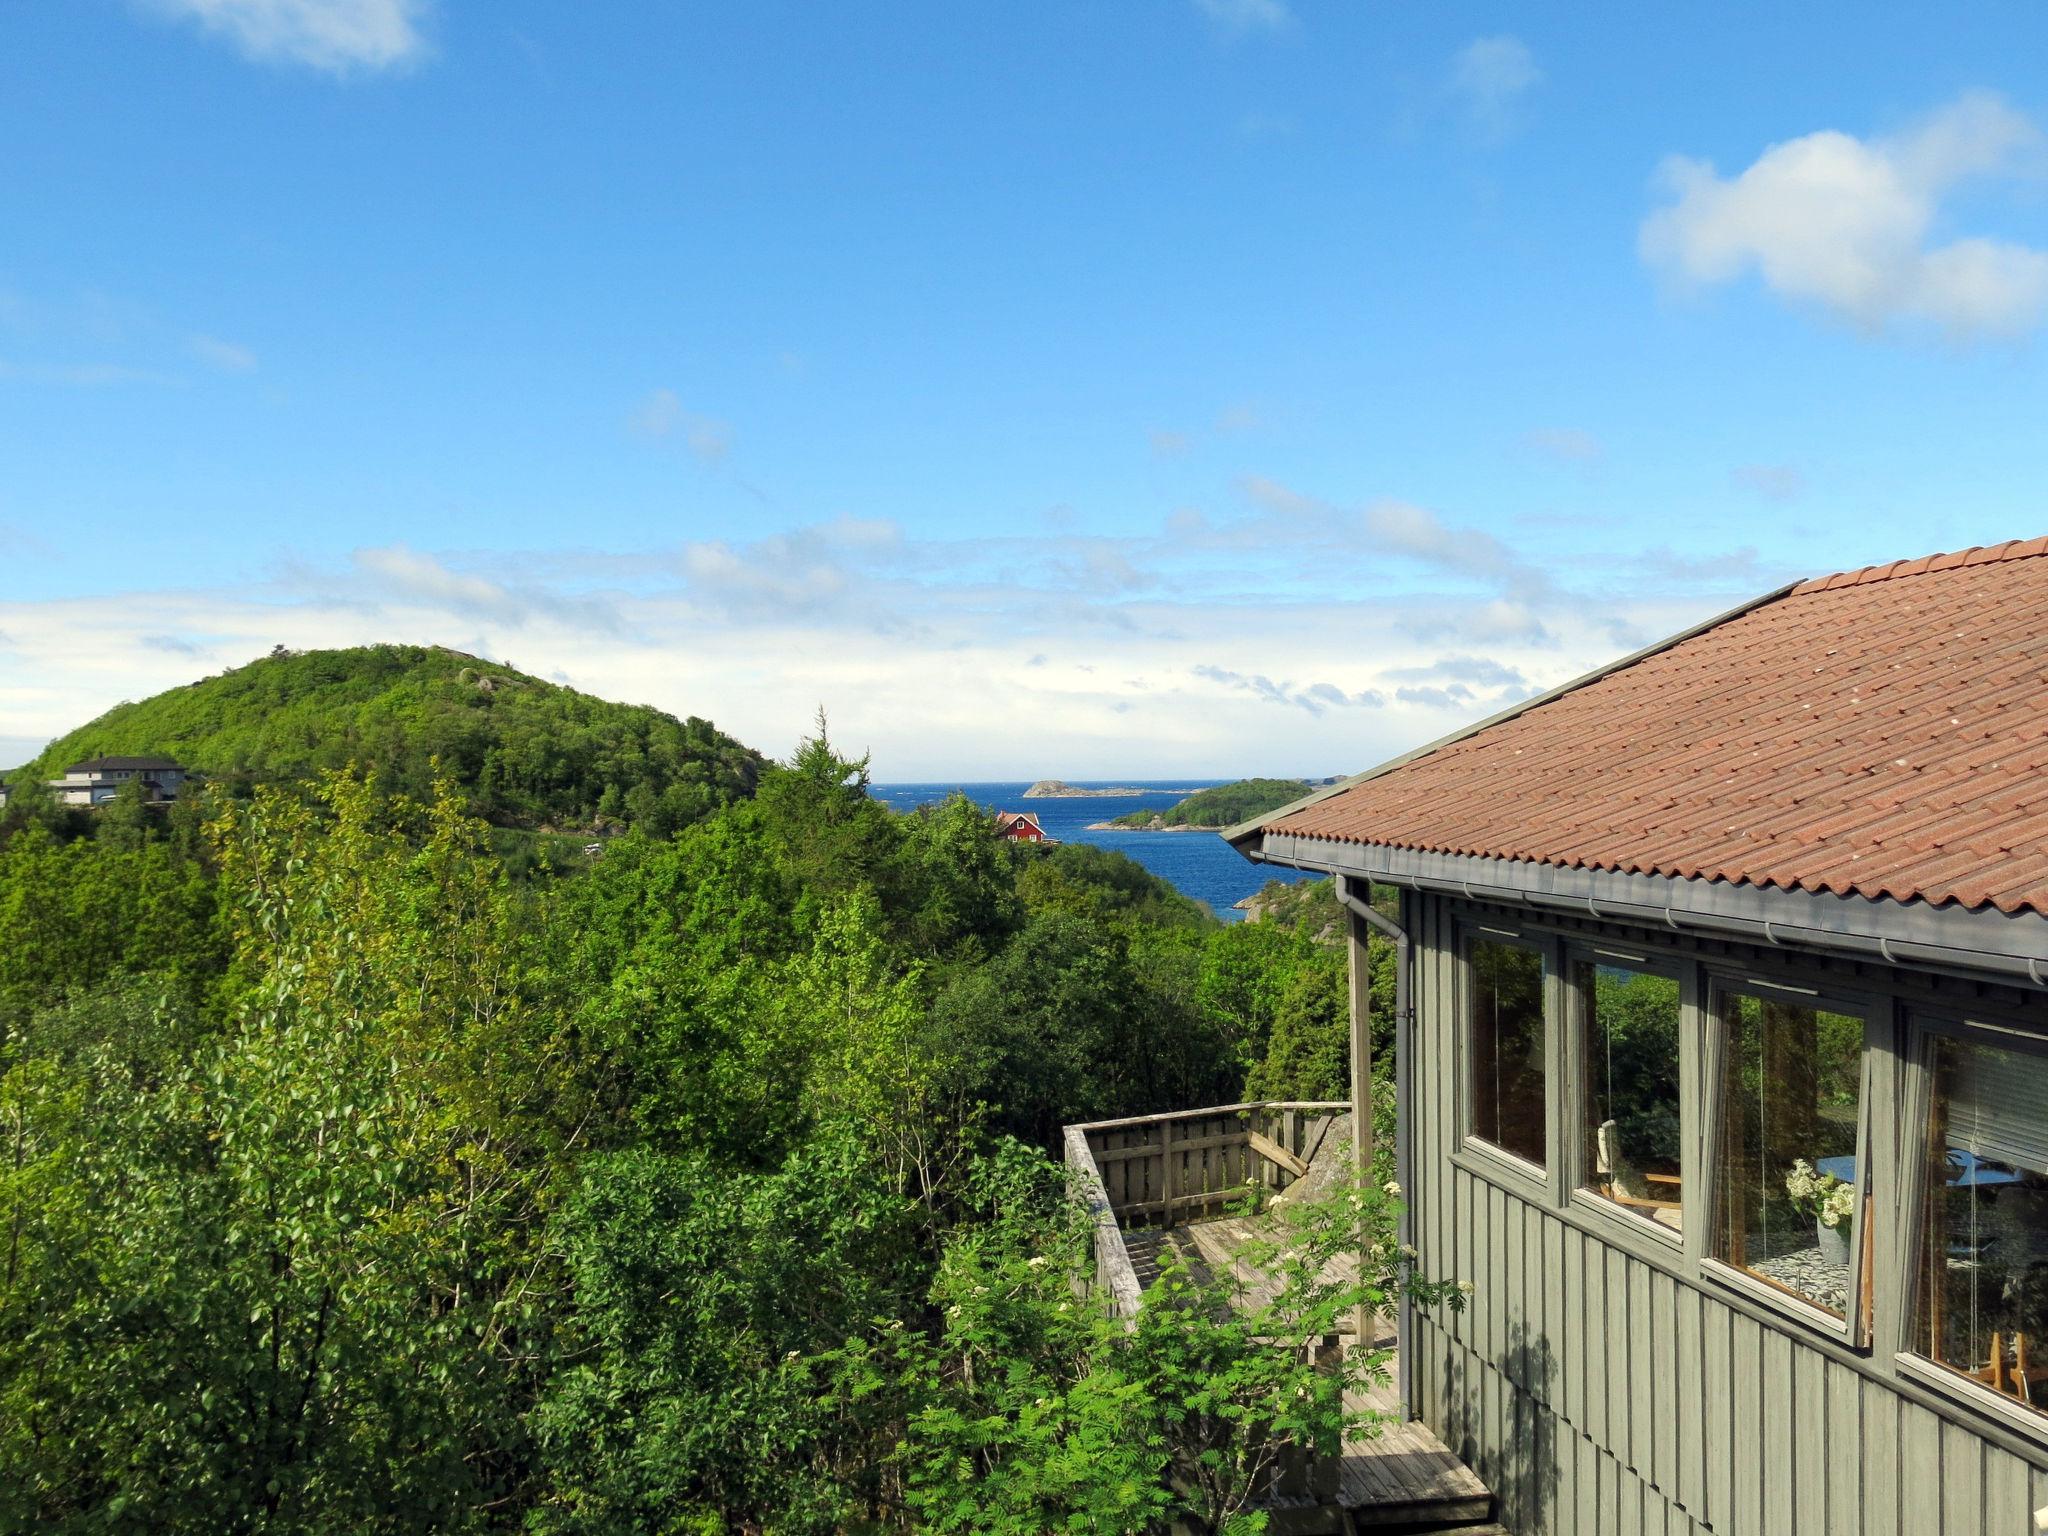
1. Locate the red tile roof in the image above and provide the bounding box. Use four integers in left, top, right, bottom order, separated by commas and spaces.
1252, 539, 2048, 917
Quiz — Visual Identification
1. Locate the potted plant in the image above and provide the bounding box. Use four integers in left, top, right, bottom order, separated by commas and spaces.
1784, 1159, 1856, 1267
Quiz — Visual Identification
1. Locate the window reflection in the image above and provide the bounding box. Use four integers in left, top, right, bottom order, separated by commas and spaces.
1578, 961, 1683, 1232
1469, 938, 1546, 1166
1914, 1032, 2048, 1415
1712, 991, 1865, 1319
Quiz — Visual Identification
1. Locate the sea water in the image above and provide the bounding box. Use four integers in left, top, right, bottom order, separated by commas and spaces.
868, 780, 1314, 922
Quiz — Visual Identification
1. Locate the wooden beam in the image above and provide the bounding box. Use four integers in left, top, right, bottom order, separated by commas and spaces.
1347, 900, 1375, 1346
1247, 1129, 1310, 1180
1066, 1100, 1348, 1134
1348, 905, 1374, 1180
1092, 1132, 1244, 1163
1063, 1125, 1141, 1320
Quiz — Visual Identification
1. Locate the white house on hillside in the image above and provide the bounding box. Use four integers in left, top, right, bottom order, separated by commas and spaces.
44, 756, 188, 807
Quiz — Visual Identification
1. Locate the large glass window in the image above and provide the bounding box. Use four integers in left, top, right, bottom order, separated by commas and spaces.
1913, 1030, 2048, 1416
1468, 937, 1546, 1167
1711, 988, 1866, 1319
1578, 959, 1684, 1232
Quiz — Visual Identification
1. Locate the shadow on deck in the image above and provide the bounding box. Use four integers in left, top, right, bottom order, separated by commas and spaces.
1066, 1104, 1498, 1535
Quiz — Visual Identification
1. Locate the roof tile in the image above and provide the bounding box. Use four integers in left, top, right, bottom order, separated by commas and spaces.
1259, 539, 2048, 917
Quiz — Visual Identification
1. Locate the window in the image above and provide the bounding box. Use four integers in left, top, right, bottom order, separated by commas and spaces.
1577, 957, 1684, 1232
1710, 987, 1866, 1321
1912, 1029, 2048, 1417
1467, 936, 1546, 1166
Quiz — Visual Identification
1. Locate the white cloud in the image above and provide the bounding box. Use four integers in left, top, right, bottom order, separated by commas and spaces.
631, 388, 733, 463
1203, 477, 1559, 608
190, 334, 258, 373
1641, 91, 2048, 340
1193, 665, 1384, 715
1193, 0, 1291, 35
1384, 655, 1529, 690
1, 491, 1781, 778
146, 0, 431, 72
346, 544, 623, 632
1450, 36, 1540, 142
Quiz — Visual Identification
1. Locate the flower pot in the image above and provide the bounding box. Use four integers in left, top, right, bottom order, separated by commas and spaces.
1815, 1217, 1850, 1268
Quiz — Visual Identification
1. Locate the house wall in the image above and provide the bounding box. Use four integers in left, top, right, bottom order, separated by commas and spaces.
1401, 886, 2048, 1536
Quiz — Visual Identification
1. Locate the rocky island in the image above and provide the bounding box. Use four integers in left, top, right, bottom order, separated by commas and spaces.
1022, 779, 1151, 797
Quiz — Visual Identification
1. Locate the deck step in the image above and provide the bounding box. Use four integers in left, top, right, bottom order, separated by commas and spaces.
1132, 1214, 1493, 1536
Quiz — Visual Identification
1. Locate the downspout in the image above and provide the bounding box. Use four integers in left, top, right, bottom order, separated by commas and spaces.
1330, 871, 1417, 1420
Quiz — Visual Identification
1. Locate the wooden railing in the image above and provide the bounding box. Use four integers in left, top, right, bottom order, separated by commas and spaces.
1063, 1100, 1349, 1319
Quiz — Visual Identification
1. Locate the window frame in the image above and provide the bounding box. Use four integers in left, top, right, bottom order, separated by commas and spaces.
1698, 970, 1880, 1347
1455, 920, 1556, 1196
1893, 1010, 2048, 1442
1562, 941, 1693, 1251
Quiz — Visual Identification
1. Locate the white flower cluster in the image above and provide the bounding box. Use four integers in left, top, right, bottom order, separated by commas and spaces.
1784, 1159, 1856, 1232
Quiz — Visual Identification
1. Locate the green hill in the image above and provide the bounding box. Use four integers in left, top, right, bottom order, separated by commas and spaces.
1108, 777, 1311, 831
15, 644, 766, 836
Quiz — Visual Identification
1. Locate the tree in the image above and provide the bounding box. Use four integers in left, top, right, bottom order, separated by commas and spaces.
0, 775, 577, 1532
752, 712, 907, 918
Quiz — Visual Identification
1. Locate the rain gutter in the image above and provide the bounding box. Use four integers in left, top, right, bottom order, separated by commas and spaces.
1253, 836, 2048, 989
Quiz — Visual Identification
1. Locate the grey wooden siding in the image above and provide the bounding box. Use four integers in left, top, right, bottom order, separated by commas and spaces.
1401, 887, 2048, 1536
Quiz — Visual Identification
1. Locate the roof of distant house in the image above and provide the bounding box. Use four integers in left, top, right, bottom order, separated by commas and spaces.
64, 755, 184, 773
1237, 538, 2048, 918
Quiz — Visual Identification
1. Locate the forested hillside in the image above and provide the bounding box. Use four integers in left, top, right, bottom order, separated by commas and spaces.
13, 645, 764, 838
1109, 778, 1312, 830
0, 722, 1426, 1533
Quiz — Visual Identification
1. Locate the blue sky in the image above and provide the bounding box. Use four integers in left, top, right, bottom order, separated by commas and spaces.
5, 1, 2048, 776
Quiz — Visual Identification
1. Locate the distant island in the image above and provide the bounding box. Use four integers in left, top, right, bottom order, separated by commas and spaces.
1023, 779, 1153, 797
1096, 777, 1312, 831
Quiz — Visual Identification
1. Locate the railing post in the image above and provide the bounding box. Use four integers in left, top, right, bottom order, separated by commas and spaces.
1160, 1117, 1177, 1228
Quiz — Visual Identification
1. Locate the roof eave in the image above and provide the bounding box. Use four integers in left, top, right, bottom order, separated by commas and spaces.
1246, 831, 2048, 989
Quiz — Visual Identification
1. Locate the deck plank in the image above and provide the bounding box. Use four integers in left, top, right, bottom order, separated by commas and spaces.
1145, 1212, 1491, 1527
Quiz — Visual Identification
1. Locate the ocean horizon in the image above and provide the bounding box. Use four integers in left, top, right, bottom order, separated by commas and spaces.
868, 779, 1315, 920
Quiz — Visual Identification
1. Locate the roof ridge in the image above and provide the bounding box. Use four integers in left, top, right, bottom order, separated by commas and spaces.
1790, 536, 2048, 596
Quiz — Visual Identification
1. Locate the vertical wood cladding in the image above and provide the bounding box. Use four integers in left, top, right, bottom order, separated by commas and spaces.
1402, 888, 2048, 1536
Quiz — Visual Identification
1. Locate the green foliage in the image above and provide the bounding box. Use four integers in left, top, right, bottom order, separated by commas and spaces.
0, 826, 221, 1043
533, 1132, 923, 1534
1015, 841, 1213, 930
0, 706, 1420, 1531
1237, 876, 1345, 935
931, 910, 1236, 1148
14, 644, 764, 837
1109, 779, 1311, 831
1223, 882, 1393, 1105
0, 776, 582, 1533
859, 1148, 1463, 1536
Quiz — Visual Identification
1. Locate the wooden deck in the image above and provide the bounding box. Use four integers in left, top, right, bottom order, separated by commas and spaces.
1127, 1221, 1495, 1533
